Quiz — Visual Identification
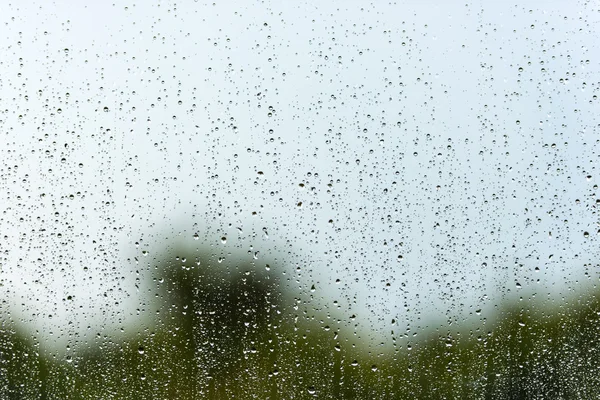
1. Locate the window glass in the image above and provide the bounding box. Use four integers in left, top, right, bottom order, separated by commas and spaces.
1, 1, 599, 398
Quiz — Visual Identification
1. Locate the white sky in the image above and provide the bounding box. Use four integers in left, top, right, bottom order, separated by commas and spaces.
1, 0, 599, 352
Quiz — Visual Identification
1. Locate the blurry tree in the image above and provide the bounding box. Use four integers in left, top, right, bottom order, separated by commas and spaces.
1, 245, 600, 399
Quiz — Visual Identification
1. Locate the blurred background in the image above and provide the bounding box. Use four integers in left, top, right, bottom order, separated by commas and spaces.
1, 0, 599, 398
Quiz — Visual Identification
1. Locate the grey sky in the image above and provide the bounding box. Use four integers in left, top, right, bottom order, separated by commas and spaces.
1, 0, 598, 352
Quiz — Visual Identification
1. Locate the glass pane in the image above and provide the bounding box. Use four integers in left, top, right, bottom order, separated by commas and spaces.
1, 0, 599, 398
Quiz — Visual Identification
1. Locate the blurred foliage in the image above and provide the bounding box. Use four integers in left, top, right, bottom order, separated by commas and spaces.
2, 249, 600, 399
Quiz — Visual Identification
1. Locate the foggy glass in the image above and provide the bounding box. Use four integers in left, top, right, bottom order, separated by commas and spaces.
1, 1, 599, 398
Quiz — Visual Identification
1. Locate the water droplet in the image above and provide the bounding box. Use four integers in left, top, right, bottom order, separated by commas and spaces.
138, 346, 145, 354
221, 236, 227, 244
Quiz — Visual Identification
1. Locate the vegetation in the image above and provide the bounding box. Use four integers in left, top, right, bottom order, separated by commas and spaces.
2, 248, 599, 399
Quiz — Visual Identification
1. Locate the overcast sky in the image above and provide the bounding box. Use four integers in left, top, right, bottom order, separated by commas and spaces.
1, 0, 598, 352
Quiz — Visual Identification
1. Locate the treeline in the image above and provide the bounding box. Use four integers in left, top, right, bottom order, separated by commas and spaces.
1, 249, 599, 399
